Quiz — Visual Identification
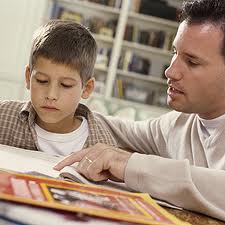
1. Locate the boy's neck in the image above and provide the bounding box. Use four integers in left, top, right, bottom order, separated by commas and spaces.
36, 117, 82, 134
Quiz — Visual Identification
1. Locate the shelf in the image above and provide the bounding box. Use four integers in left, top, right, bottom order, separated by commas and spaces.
117, 69, 167, 86
93, 34, 114, 44
123, 40, 172, 58
57, 0, 120, 15
129, 12, 178, 30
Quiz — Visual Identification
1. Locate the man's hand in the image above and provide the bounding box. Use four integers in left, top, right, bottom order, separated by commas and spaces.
54, 143, 132, 182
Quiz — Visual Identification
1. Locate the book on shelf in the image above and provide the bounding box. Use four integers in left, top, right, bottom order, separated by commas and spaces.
51, 2, 117, 38
96, 47, 111, 68
129, 0, 142, 13
0, 144, 189, 225
59, 9, 83, 23
118, 50, 151, 75
114, 79, 124, 99
124, 24, 170, 50
88, 0, 122, 8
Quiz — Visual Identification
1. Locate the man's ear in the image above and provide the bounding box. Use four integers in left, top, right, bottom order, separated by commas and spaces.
25, 66, 31, 90
81, 78, 95, 99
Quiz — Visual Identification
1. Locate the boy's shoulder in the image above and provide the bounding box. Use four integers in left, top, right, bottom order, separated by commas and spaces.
0, 100, 30, 114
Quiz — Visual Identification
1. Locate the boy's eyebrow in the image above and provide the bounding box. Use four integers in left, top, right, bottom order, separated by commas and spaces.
35, 70, 78, 81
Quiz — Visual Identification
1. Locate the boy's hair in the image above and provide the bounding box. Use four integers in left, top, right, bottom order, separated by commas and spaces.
29, 20, 97, 84
180, 0, 225, 59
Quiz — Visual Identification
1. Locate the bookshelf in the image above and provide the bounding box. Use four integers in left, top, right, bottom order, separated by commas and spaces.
47, 0, 182, 118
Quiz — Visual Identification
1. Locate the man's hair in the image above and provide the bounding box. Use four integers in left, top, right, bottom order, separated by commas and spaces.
29, 20, 97, 84
180, 0, 225, 59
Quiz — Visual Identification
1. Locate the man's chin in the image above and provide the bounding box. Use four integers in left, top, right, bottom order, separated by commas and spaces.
167, 99, 186, 113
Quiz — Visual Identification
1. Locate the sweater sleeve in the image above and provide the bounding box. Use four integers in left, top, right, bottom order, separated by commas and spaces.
94, 111, 177, 157
125, 153, 225, 221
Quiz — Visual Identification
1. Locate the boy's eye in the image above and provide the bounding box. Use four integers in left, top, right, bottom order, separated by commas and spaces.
36, 79, 48, 84
61, 83, 73, 88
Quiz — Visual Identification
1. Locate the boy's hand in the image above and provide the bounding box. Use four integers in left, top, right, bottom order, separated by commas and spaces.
54, 143, 132, 182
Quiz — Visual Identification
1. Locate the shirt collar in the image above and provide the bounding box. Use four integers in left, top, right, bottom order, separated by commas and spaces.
19, 101, 36, 126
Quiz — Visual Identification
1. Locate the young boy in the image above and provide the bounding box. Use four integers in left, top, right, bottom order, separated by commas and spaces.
0, 20, 117, 155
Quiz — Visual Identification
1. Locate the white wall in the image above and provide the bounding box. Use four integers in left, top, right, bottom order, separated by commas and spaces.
0, 0, 48, 100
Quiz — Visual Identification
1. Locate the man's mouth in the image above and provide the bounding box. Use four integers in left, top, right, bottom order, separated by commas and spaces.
167, 86, 184, 97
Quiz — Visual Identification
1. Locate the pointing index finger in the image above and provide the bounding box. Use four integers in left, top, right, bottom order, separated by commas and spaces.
53, 148, 91, 170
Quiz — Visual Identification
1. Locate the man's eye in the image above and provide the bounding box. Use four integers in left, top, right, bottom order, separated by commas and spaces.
61, 83, 73, 88
36, 79, 48, 84
172, 50, 177, 55
187, 60, 199, 67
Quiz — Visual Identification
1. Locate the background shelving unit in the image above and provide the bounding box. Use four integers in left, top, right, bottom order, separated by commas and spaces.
47, 0, 182, 119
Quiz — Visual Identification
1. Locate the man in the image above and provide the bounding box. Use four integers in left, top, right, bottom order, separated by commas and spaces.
55, 0, 225, 221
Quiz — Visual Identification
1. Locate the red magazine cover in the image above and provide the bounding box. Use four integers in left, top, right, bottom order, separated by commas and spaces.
0, 170, 190, 225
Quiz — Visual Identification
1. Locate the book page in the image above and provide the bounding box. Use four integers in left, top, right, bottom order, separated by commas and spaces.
0, 144, 62, 178
59, 166, 97, 185
0, 144, 101, 186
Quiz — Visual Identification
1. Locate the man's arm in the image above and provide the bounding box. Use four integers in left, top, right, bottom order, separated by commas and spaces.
125, 153, 225, 221
93, 111, 175, 157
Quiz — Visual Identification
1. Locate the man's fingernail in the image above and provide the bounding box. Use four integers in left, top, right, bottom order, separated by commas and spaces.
53, 165, 59, 170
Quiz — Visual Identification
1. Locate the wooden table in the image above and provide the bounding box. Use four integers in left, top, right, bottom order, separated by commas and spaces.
166, 207, 225, 225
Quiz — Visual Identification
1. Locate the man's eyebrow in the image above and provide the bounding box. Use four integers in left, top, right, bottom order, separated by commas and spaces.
172, 45, 209, 64
172, 46, 200, 59
184, 52, 200, 59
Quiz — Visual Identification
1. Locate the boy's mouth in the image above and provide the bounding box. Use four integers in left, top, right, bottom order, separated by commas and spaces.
41, 106, 59, 111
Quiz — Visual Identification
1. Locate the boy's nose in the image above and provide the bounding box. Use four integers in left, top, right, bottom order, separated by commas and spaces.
46, 85, 59, 100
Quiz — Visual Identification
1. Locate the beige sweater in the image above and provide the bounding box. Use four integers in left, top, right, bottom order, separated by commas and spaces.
95, 111, 225, 221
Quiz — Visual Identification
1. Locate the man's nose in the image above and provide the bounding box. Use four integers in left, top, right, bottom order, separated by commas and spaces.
165, 56, 182, 81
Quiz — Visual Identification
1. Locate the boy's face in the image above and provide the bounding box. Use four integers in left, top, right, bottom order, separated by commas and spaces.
25, 56, 94, 133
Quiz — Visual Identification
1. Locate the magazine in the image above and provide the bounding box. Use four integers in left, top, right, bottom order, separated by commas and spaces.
0, 170, 190, 225
0, 200, 134, 225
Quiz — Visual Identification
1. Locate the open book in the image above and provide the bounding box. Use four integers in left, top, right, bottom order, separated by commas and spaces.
0, 144, 100, 186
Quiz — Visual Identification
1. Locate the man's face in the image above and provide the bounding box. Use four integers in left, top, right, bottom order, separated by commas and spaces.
25, 56, 93, 133
165, 21, 225, 119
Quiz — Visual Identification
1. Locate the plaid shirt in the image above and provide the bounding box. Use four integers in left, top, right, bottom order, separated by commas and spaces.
0, 100, 117, 151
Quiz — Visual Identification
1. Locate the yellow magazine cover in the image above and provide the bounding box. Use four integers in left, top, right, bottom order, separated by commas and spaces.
0, 170, 190, 225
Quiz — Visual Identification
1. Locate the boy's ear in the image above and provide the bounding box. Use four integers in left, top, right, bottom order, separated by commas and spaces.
25, 66, 31, 90
82, 78, 95, 99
